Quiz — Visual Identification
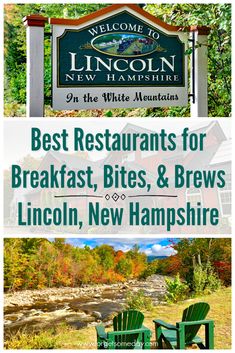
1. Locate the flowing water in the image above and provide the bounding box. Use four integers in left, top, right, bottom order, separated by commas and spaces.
4, 276, 167, 337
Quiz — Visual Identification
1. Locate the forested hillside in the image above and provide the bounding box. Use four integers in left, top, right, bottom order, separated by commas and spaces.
4, 238, 231, 291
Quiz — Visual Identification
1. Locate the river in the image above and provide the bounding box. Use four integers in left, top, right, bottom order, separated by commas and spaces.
4, 275, 167, 338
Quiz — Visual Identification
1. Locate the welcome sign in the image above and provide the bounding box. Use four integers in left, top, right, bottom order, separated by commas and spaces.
50, 4, 188, 110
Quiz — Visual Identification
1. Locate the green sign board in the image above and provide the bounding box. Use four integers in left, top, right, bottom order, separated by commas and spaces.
57, 12, 185, 87
51, 4, 188, 109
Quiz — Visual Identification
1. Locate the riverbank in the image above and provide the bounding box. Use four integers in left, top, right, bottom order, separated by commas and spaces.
4, 275, 167, 308
4, 287, 231, 349
4, 275, 167, 337
4, 283, 130, 308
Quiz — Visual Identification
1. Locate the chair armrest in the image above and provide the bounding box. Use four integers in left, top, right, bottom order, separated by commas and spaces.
153, 319, 177, 330
176, 319, 214, 349
108, 327, 151, 337
96, 324, 107, 339
177, 319, 214, 327
141, 325, 152, 336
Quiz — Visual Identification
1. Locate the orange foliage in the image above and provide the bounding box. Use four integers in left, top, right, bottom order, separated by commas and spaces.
164, 255, 182, 274
115, 250, 125, 263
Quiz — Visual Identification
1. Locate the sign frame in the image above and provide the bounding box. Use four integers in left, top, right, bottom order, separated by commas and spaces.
50, 4, 189, 110
23, 4, 210, 117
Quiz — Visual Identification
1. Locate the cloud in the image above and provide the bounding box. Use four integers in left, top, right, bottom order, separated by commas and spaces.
143, 244, 177, 257
63, 238, 178, 257
66, 238, 165, 249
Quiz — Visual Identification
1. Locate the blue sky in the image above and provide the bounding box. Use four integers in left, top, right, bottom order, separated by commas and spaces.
64, 238, 177, 257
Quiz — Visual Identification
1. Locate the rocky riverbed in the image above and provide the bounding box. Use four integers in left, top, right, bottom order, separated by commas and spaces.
4, 275, 167, 337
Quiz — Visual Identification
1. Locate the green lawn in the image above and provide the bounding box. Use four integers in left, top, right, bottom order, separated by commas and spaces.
5, 287, 231, 349
143, 287, 231, 350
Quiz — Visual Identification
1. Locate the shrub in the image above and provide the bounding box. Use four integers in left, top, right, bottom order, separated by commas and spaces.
193, 264, 207, 294
213, 261, 231, 286
193, 263, 221, 295
126, 290, 153, 311
165, 274, 189, 303
4, 330, 58, 349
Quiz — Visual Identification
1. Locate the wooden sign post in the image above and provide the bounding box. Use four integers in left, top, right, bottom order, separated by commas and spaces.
190, 26, 210, 117
23, 15, 47, 117
23, 5, 209, 117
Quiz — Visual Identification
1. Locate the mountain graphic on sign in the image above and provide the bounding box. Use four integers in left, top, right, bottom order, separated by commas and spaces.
91, 33, 165, 57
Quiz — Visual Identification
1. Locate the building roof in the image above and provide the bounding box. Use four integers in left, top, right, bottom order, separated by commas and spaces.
40, 151, 103, 177
210, 139, 232, 166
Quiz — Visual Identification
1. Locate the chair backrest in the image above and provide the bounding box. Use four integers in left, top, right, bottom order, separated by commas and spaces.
112, 310, 144, 349
181, 302, 210, 343
113, 310, 144, 331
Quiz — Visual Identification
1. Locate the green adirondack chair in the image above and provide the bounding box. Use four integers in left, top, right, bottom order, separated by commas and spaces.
96, 310, 151, 349
153, 302, 214, 349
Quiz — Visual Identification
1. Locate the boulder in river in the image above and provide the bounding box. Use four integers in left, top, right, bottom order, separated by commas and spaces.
92, 311, 102, 320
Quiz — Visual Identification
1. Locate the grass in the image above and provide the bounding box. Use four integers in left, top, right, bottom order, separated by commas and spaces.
4, 287, 231, 349
4, 329, 58, 349
143, 287, 231, 350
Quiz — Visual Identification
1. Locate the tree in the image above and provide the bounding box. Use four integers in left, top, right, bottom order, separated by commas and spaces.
4, 3, 107, 109
145, 3, 231, 117
4, 239, 30, 291
116, 257, 132, 277
94, 244, 115, 271
53, 238, 66, 250
126, 245, 147, 277
4, 238, 230, 291
171, 238, 231, 286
